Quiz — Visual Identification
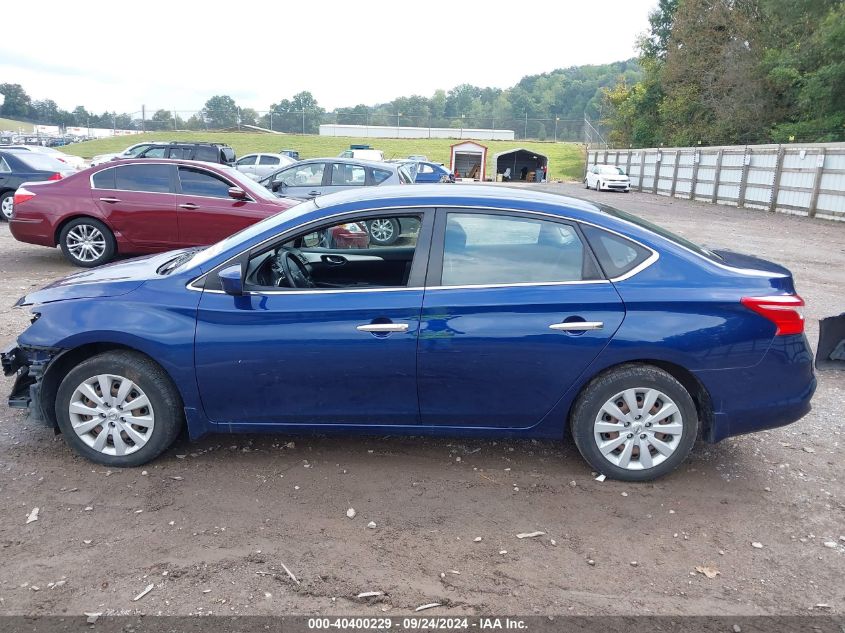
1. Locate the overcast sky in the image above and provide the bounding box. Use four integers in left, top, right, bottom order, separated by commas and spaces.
0, 0, 654, 115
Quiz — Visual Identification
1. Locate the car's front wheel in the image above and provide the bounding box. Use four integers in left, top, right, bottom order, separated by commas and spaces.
570, 365, 698, 481
1, 191, 14, 221
55, 351, 183, 467
59, 217, 116, 267
367, 218, 401, 246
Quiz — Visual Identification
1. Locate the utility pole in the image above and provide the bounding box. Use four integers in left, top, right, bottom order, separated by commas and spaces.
301, 109, 305, 135
524, 112, 528, 139
554, 117, 559, 143
141, 105, 146, 133
269, 111, 273, 132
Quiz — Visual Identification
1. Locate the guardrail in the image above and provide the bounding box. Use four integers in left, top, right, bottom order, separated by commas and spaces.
587, 143, 845, 222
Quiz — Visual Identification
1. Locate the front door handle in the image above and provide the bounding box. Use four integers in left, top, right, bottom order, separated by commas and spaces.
99, 197, 121, 203
549, 321, 604, 331
308, 191, 322, 197
356, 323, 409, 333
179, 203, 198, 210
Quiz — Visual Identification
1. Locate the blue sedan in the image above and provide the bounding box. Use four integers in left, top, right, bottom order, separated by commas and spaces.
392, 160, 454, 184
1, 186, 815, 480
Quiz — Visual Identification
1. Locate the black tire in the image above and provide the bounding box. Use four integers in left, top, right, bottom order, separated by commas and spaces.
55, 351, 183, 467
596, 181, 602, 192
570, 364, 698, 482
367, 218, 401, 246
59, 217, 116, 267
584, 179, 589, 189
0, 190, 14, 221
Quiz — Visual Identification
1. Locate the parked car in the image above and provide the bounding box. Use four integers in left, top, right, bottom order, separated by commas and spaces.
279, 149, 300, 160
338, 148, 384, 162
586, 164, 631, 192
8, 159, 298, 266
1, 185, 814, 479
234, 153, 297, 180
0, 144, 86, 171
132, 143, 236, 166
0, 150, 76, 221
90, 142, 169, 166
390, 159, 454, 183
258, 158, 413, 200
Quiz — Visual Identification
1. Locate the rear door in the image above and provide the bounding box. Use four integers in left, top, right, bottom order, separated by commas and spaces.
417, 209, 626, 428
90, 163, 179, 249
321, 162, 368, 196
256, 154, 282, 178
235, 154, 258, 177
174, 165, 270, 245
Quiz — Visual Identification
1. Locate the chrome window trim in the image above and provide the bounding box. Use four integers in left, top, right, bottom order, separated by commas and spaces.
185, 203, 662, 293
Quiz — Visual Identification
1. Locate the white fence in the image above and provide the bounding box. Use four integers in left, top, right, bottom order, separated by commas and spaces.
319, 124, 515, 141
587, 143, 845, 222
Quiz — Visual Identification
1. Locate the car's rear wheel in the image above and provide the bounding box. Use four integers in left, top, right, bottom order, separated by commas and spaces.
55, 351, 183, 467
1, 191, 14, 221
570, 365, 698, 481
367, 218, 400, 246
59, 217, 116, 267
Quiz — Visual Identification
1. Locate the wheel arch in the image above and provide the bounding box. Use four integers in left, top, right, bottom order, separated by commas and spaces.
39, 342, 184, 432
53, 214, 115, 248
565, 359, 715, 441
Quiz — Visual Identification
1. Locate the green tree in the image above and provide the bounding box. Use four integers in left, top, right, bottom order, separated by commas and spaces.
0, 83, 32, 119
202, 95, 239, 129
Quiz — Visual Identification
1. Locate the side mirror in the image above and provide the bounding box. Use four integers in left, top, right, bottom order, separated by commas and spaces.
272, 181, 286, 193
218, 264, 244, 296
228, 186, 247, 200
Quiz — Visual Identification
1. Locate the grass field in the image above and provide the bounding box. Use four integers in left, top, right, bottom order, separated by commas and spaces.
55, 132, 587, 181
0, 117, 39, 132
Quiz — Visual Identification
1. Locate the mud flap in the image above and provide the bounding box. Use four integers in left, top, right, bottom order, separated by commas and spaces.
817, 313, 845, 370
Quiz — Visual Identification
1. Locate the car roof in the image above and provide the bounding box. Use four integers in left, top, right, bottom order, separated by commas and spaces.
294, 157, 395, 169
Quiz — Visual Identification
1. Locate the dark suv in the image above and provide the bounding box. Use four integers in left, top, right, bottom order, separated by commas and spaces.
133, 142, 236, 165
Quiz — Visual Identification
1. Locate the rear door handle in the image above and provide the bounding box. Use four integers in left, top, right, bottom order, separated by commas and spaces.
308, 191, 322, 197
356, 323, 409, 333
549, 321, 604, 331
99, 197, 121, 203
179, 203, 198, 210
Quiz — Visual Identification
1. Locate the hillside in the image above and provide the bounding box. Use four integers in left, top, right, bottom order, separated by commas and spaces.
58, 132, 586, 181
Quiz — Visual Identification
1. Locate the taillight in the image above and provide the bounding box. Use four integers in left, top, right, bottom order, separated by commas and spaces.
13, 187, 35, 206
741, 294, 805, 335
48, 172, 63, 181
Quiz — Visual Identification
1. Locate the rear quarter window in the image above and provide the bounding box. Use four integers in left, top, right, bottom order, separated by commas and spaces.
372, 168, 392, 184
581, 225, 652, 279
92, 167, 116, 189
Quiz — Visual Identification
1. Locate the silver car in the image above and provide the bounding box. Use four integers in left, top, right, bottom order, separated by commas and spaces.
259, 157, 413, 201
234, 152, 297, 180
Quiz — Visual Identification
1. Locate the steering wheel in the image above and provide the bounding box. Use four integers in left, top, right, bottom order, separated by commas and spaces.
274, 249, 314, 288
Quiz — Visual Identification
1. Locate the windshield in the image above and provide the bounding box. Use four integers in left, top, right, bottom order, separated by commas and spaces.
175, 199, 320, 273
597, 204, 721, 260
599, 165, 625, 175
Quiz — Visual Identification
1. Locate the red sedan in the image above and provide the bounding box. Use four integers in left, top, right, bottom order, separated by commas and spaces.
9, 159, 299, 267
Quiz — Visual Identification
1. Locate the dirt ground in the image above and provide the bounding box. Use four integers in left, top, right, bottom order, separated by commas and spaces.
0, 184, 843, 618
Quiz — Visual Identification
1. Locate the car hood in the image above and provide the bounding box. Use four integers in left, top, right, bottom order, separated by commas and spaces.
16, 250, 188, 306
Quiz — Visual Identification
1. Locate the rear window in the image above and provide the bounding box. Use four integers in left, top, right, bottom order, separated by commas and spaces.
581, 225, 652, 279
596, 204, 721, 260
15, 153, 66, 172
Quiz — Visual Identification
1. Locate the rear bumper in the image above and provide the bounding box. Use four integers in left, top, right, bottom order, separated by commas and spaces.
9, 217, 55, 247
696, 334, 816, 442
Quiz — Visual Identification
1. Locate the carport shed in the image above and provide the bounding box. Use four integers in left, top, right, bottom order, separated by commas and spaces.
495, 148, 548, 182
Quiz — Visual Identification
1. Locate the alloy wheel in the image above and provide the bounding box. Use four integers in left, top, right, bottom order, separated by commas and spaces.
65, 224, 106, 263
369, 219, 395, 243
1, 195, 13, 220
593, 388, 683, 471
68, 374, 155, 456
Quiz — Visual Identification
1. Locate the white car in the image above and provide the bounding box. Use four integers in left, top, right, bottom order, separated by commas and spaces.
338, 148, 384, 162
234, 152, 297, 180
0, 144, 86, 170
585, 164, 630, 192
90, 142, 167, 166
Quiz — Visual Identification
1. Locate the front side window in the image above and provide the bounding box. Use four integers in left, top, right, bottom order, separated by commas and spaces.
114, 164, 172, 193
236, 155, 257, 166
193, 146, 218, 162
178, 167, 233, 198
169, 146, 194, 160
244, 214, 422, 290
141, 146, 167, 158
274, 162, 325, 186
440, 212, 589, 286
330, 163, 366, 186
418, 164, 434, 174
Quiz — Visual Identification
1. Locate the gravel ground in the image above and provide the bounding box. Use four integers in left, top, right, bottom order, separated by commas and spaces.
0, 184, 843, 617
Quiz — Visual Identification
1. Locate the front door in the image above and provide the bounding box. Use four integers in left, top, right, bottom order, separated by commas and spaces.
194, 210, 432, 426
174, 165, 268, 246
273, 161, 328, 199
417, 209, 626, 428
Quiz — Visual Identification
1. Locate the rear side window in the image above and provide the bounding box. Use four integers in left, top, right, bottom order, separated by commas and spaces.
178, 166, 232, 198
141, 146, 166, 158
114, 164, 172, 193
372, 169, 392, 184
441, 213, 588, 286
259, 155, 279, 166
581, 225, 652, 279
92, 167, 116, 189
193, 146, 218, 162
331, 163, 366, 186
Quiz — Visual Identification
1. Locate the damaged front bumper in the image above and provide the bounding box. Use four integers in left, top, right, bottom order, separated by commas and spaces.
2, 343, 59, 424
